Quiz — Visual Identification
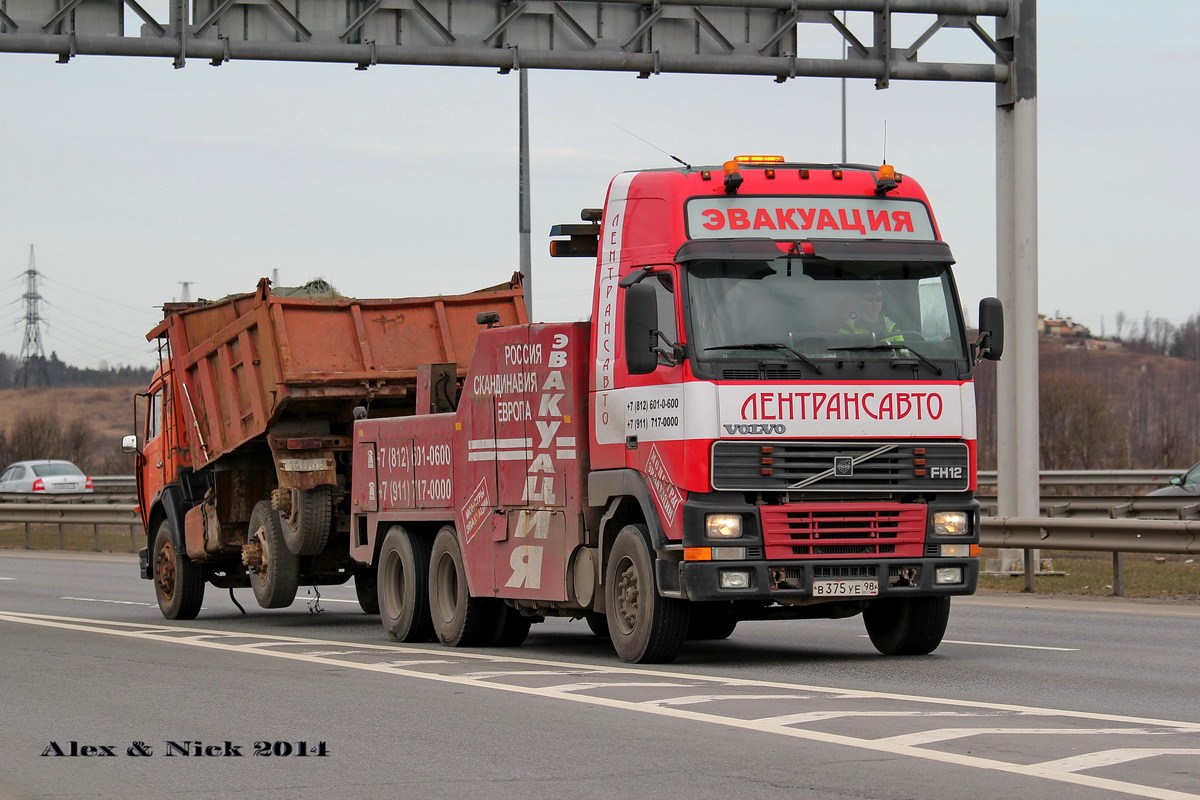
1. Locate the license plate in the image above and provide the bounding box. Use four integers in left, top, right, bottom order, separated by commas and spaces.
58, 483, 77, 490
812, 579, 879, 597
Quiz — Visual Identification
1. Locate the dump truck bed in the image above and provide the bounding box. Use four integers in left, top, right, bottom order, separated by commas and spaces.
148, 276, 526, 469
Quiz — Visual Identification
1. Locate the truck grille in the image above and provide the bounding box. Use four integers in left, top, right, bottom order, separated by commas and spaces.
759, 503, 927, 559
711, 440, 969, 492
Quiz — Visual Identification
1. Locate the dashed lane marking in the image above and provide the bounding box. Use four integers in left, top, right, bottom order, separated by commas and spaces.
2, 611, 1198, 800
858, 634, 1079, 651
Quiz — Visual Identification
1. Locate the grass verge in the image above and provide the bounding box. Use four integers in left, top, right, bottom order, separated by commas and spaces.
979, 548, 1199, 601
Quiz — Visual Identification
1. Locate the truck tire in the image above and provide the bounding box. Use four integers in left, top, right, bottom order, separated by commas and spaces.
247, 501, 299, 609
378, 525, 435, 642
152, 520, 204, 620
687, 605, 738, 640
354, 567, 379, 615
585, 612, 610, 640
281, 485, 333, 556
429, 525, 500, 647
863, 596, 951, 655
605, 524, 690, 663
489, 606, 532, 647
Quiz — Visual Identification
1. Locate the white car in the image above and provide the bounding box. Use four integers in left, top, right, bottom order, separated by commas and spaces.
0, 460, 94, 494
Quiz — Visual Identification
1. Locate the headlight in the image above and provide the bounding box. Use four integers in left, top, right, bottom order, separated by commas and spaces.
719, 570, 751, 589
933, 511, 969, 536
706, 513, 743, 539
935, 566, 964, 585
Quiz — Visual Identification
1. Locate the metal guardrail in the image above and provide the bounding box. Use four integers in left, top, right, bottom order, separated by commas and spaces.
979, 496, 1200, 521
0, 503, 140, 552
980, 517, 1200, 554
977, 469, 1187, 487
979, 515, 1199, 596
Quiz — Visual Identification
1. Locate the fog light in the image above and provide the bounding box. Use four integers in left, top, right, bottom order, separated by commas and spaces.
939, 544, 970, 557
711, 547, 746, 560
935, 566, 963, 585
719, 570, 751, 589
706, 513, 743, 539
933, 511, 968, 535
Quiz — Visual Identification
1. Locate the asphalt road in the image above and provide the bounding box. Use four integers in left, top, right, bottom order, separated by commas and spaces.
2, 550, 1198, 800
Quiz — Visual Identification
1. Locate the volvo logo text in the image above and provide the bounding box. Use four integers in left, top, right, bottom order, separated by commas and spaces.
723, 424, 787, 435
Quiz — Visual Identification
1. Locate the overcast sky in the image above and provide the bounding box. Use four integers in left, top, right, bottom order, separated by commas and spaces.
1, 2, 1196, 369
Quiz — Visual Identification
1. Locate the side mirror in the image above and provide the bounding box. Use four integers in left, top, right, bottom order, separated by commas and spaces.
121, 434, 139, 454
976, 297, 1004, 362
1169, 475, 1183, 487
624, 282, 659, 375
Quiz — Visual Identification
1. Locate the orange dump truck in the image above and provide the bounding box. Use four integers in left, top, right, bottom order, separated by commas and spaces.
125, 276, 526, 619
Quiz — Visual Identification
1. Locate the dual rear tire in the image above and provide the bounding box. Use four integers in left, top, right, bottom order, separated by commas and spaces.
377, 524, 533, 648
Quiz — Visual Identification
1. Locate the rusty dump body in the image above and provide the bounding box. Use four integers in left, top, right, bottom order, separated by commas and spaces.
149, 275, 527, 471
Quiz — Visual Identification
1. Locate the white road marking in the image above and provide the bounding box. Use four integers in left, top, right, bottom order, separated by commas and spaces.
755, 711, 988, 726
2, 612, 1199, 800
880, 728, 1189, 747
458, 670, 591, 680
647, 694, 807, 707
1035, 749, 1200, 773
541, 681, 698, 693
941, 639, 1079, 651
859, 634, 1078, 651
0, 577, 15, 580
61, 596, 158, 607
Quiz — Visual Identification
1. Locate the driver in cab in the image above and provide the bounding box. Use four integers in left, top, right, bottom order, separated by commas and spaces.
840, 283, 903, 342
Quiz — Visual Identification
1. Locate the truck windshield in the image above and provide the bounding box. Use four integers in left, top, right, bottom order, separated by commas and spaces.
684, 257, 969, 373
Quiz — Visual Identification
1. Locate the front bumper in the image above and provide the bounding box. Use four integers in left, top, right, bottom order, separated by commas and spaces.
679, 556, 978, 602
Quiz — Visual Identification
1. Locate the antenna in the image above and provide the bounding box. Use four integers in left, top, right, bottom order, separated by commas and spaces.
611, 123, 691, 169
883, 120, 888, 165
16, 245, 51, 387
178, 281, 193, 302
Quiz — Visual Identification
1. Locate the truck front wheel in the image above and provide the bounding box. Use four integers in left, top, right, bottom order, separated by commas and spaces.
863, 596, 950, 655
378, 525, 434, 641
429, 526, 500, 647
152, 520, 204, 620
605, 524, 689, 664
247, 501, 299, 609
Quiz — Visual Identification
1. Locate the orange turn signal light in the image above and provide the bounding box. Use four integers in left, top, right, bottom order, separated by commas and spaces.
684, 547, 713, 561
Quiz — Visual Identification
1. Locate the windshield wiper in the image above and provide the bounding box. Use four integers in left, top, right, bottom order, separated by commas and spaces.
705, 343, 823, 375
827, 343, 944, 375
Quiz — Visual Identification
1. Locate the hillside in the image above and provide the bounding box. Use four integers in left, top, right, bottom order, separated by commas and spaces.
0, 385, 141, 473
974, 337, 1200, 470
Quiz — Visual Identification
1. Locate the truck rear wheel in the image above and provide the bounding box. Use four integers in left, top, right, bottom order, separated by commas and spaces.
863, 596, 951, 655
354, 567, 379, 615
247, 501, 299, 609
378, 525, 434, 642
281, 485, 333, 556
605, 524, 689, 663
152, 520, 204, 620
429, 526, 500, 647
